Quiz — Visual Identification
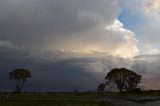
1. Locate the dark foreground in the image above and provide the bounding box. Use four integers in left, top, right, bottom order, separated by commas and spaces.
0, 92, 111, 106
108, 96, 160, 106
1, 92, 160, 106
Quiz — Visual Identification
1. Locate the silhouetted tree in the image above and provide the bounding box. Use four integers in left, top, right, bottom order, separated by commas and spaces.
105, 68, 141, 92
97, 83, 106, 95
8, 69, 31, 93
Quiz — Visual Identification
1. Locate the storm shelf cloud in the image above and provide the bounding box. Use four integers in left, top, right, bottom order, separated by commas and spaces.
0, 0, 160, 91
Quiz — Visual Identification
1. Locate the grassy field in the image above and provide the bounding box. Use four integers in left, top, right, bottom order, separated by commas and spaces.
0, 92, 112, 106
1, 91, 159, 106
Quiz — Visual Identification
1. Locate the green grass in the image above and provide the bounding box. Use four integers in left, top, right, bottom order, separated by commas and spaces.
0, 93, 112, 106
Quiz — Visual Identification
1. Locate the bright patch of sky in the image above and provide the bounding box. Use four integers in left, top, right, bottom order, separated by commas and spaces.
118, 0, 147, 35
118, 0, 160, 55
118, 9, 146, 33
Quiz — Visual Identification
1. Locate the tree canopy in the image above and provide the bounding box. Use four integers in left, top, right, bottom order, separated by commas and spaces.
8, 69, 31, 93
97, 83, 106, 95
105, 68, 141, 92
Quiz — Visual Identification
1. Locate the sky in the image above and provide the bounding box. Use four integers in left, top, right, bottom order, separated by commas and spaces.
0, 0, 160, 91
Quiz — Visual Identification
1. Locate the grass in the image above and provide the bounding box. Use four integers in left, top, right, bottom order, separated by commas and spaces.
0, 92, 112, 106
1, 91, 159, 106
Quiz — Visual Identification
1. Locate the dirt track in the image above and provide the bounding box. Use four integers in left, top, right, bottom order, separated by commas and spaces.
107, 96, 160, 106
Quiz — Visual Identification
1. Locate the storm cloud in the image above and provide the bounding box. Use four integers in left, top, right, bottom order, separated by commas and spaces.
1, 46, 160, 91
0, 0, 138, 57
0, 0, 160, 91
0, 47, 131, 91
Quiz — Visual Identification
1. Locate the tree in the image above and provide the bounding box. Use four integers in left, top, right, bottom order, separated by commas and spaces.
125, 70, 141, 91
97, 83, 106, 95
8, 69, 31, 93
105, 68, 141, 92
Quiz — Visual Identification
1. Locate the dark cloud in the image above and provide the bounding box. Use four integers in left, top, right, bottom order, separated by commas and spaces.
0, 48, 105, 91
0, 46, 131, 91
0, 0, 118, 50
0, 0, 138, 57
134, 54, 160, 59
0, 45, 160, 91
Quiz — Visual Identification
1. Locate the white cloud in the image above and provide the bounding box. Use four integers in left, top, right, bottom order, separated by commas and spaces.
105, 20, 139, 57
143, 0, 160, 13
0, 0, 139, 58
119, 0, 160, 55
142, 0, 160, 21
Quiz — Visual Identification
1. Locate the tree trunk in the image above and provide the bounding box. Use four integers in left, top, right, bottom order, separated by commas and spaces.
15, 80, 24, 93
117, 84, 123, 93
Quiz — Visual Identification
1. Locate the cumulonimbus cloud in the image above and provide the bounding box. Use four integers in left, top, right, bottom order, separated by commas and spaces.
5, 0, 160, 91
0, 0, 139, 58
